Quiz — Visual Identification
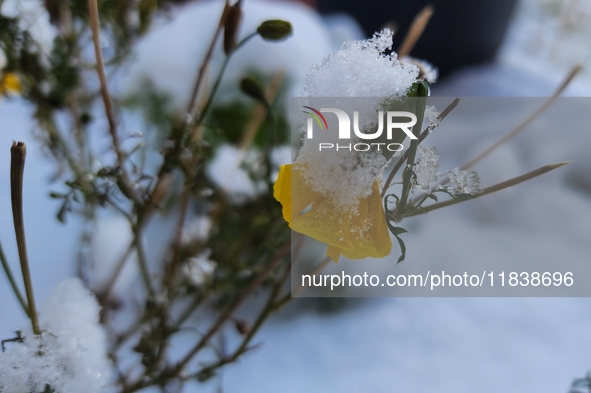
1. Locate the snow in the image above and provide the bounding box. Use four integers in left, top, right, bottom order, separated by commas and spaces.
295, 29, 424, 210
443, 168, 481, 196
0, 279, 110, 393
181, 249, 217, 287
414, 145, 440, 193
301, 29, 419, 98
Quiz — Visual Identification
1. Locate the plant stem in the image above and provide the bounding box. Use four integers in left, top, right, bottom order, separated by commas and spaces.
398, 5, 434, 57
173, 238, 290, 371
393, 95, 428, 222
0, 240, 30, 317
10, 142, 41, 335
401, 162, 571, 218
460, 65, 582, 171
381, 97, 459, 197
195, 32, 258, 127
88, 0, 140, 204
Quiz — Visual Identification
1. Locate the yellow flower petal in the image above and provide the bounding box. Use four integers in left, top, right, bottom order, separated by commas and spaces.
1, 72, 22, 94
274, 164, 392, 263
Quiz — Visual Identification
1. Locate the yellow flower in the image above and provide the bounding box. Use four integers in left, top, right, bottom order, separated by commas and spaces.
274, 164, 392, 263
0, 72, 22, 96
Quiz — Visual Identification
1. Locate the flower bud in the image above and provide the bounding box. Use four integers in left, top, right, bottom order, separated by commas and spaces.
240, 77, 266, 105
256, 20, 292, 41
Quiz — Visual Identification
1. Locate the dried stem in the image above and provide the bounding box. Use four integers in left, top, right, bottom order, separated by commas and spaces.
10, 142, 40, 335
171, 239, 291, 375
238, 71, 286, 152
402, 162, 571, 218
88, 0, 139, 203
381, 98, 460, 197
185, 0, 230, 122
398, 5, 434, 58
460, 64, 582, 171
0, 240, 30, 317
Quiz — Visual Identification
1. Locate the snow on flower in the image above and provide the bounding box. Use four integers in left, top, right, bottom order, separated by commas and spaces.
0, 278, 111, 393
444, 167, 482, 195
414, 146, 440, 193
302, 28, 419, 98
406, 57, 438, 84
273, 29, 431, 262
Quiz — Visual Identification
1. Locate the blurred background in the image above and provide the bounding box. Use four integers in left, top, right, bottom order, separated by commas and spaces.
1, 0, 591, 392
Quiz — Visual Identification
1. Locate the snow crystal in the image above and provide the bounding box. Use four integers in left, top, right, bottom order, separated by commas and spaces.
424, 105, 440, 129
302, 29, 420, 98
1, 0, 56, 58
444, 167, 482, 195
406, 57, 438, 84
0, 278, 111, 393
294, 30, 423, 210
182, 249, 217, 286
414, 146, 440, 193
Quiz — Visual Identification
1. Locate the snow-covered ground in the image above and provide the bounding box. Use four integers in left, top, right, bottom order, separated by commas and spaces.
1, 0, 591, 392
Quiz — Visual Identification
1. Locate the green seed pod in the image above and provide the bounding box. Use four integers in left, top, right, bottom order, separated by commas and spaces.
256, 20, 292, 41
240, 77, 267, 105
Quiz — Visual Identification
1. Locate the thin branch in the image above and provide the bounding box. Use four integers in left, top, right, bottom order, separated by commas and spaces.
398, 5, 434, 58
10, 142, 40, 335
88, 0, 139, 203
402, 162, 571, 218
381, 98, 459, 197
0, 240, 30, 317
460, 64, 582, 171
185, 0, 230, 123
171, 239, 291, 374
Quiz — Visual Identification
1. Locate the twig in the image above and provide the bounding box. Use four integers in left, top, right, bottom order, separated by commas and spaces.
460, 64, 582, 171
97, 242, 134, 304
238, 71, 286, 152
88, 0, 139, 203
402, 162, 571, 218
133, 227, 155, 298
171, 239, 291, 374
185, 0, 230, 123
0, 240, 30, 317
398, 5, 434, 58
381, 98, 459, 197
10, 142, 40, 335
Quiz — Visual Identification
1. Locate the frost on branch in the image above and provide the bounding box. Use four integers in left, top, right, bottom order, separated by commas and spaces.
414, 146, 440, 193
444, 167, 482, 196
0, 279, 110, 393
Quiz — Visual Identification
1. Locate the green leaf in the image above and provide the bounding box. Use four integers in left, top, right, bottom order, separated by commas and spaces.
386, 221, 408, 263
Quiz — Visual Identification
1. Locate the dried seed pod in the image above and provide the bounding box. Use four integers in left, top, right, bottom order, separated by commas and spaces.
223, 1, 243, 55
235, 319, 250, 335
